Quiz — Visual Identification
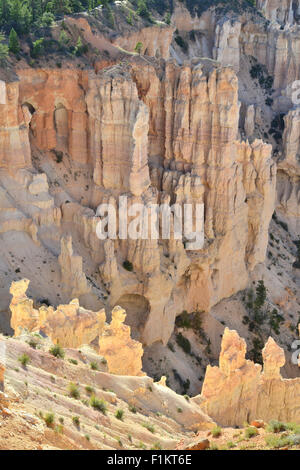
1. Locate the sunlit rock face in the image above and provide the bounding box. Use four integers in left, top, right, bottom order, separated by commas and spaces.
0, 81, 31, 170
194, 328, 300, 426
9, 279, 105, 349
99, 306, 145, 377
256, 0, 298, 25
0, 56, 276, 346
276, 109, 300, 237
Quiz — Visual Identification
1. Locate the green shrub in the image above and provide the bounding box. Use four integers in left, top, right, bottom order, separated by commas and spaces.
245, 426, 259, 439
266, 431, 300, 449
267, 420, 287, 433
8, 28, 20, 54
123, 260, 133, 271
142, 423, 155, 433
40, 12, 55, 26
175, 311, 191, 328
49, 344, 65, 359
31, 38, 45, 58
90, 361, 99, 370
90, 395, 107, 414
174, 34, 188, 52
44, 412, 55, 427
227, 440, 236, 449
129, 404, 137, 413
68, 358, 78, 365
18, 353, 30, 367
28, 338, 38, 349
72, 416, 80, 427
151, 441, 162, 450
211, 425, 222, 438
0, 34, 8, 64
85, 385, 95, 395
68, 382, 80, 399
74, 36, 88, 56
115, 409, 124, 421
176, 333, 191, 354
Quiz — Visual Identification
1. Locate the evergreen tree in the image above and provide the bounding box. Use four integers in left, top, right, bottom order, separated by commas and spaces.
8, 27, 19, 53
31, 0, 42, 23
254, 280, 267, 310
53, 0, 71, 15
0, 32, 8, 63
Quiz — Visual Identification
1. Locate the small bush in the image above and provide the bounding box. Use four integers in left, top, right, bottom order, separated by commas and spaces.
123, 260, 133, 271
176, 333, 191, 355
227, 440, 236, 449
265, 434, 290, 449
49, 344, 65, 359
175, 311, 191, 328
134, 41, 143, 54
286, 423, 300, 434
18, 353, 30, 367
68, 358, 78, 365
212, 425, 222, 438
44, 412, 55, 428
72, 416, 80, 427
90, 361, 99, 371
151, 442, 162, 450
115, 409, 124, 421
85, 385, 95, 395
55, 424, 64, 434
129, 405, 137, 414
31, 38, 45, 58
210, 442, 219, 450
28, 338, 38, 349
142, 423, 155, 434
68, 382, 80, 400
245, 426, 259, 439
174, 34, 188, 52
90, 395, 107, 415
267, 420, 287, 433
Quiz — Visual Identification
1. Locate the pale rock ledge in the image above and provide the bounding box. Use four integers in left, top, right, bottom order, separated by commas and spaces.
9, 279, 105, 349
194, 327, 300, 426
99, 306, 145, 377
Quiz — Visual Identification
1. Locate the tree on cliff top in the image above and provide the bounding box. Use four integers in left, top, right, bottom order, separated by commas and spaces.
0, 33, 8, 64
8, 27, 19, 54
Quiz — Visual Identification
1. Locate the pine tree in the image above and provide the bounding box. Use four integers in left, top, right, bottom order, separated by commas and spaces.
31, 0, 42, 23
255, 280, 267, 310
53, 0, 71, 15
8, 27, 19, 53
0, 32, 8, 64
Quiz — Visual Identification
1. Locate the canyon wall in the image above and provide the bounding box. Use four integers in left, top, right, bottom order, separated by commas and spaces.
0, 55, 276, 346
277, 109, 300, 236
0, 80, 31, 169
170, 2, 300, 238
257, 0, 299, 24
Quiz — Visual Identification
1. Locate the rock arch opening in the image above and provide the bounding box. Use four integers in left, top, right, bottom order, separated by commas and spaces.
22, 102, 36, 131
